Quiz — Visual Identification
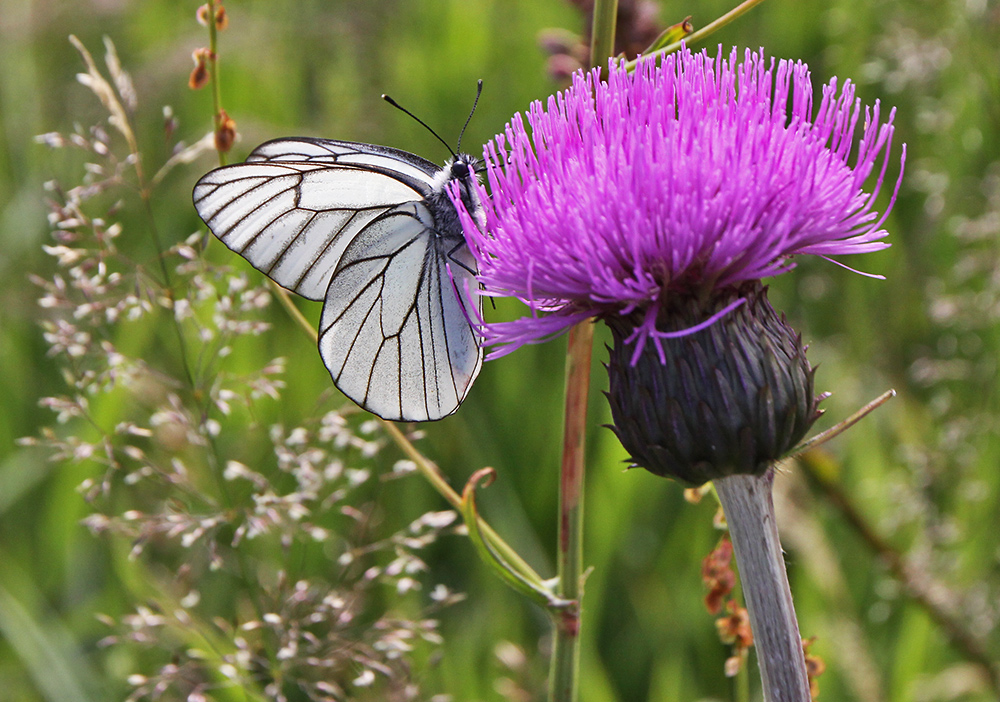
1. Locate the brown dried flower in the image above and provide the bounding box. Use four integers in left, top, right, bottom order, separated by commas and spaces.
214, 4, 229, 30
198, 3, 228, 30
214, 109, 236, 152
803, 636, 826, 699
188, 47, 211, 90
716, 600, 753, 677
701, 535, 736, 615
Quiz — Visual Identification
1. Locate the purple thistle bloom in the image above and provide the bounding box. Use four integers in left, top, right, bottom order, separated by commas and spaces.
450, 48, 906, 691
452, 47, 904, 362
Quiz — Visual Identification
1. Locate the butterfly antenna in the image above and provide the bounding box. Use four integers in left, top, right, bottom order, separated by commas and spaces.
382, 93, 456, 158
457, 80, 483, 153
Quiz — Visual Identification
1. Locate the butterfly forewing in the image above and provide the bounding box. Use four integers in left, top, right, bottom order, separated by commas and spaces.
194, 159, 425, 300
247, 138, 441, 194
193, 138, 483, 421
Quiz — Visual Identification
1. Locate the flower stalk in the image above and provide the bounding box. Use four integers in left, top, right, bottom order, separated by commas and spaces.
549, 322, 593, 702
588, 0, 618, 71
714, 471, 810, 702
547, 1, 614, 698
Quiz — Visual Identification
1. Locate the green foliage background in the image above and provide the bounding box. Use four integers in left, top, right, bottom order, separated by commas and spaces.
1, 0, 998, 700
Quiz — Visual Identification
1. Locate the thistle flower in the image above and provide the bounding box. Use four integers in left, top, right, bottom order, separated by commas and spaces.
462, 45, 901, 356
453, 46, 904, 699
454, 46, 904, 484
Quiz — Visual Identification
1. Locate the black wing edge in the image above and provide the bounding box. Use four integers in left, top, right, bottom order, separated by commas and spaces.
246, 136, 445, 196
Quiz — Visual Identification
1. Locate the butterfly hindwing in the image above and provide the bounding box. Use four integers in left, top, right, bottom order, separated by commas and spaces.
318, 202, 482, 422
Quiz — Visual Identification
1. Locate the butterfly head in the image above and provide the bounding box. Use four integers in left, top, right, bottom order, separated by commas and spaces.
447, 153, 479, 183
436, 153, 482, 218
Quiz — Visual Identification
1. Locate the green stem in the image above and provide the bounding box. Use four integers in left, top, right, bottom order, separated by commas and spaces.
790, 389, 895, 456
206, 0, 227, 166
548, 1, 614, 696
589, 0, 618, 67
268, 280, 316, 340
191, 8, 274, 665
462, 468, 574, 610
546, 0, 616, 695
548, 322, 593, 702
736, 661, 751, 702
623, 0, 769, 70
381, 422, 537, 579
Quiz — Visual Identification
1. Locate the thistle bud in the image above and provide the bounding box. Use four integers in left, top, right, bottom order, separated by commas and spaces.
605, 283, 822, 485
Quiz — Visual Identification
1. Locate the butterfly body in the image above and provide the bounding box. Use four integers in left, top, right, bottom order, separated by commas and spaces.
193, 137, 483, 421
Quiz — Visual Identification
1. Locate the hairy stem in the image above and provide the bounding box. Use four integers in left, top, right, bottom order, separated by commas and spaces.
714, 471, 810, 702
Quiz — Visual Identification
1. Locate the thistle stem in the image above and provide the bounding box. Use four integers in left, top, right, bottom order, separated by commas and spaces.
714, 471, 810, 702
547, 1, 612, 696
549, 322, 593, 702
589, 0, 618, 68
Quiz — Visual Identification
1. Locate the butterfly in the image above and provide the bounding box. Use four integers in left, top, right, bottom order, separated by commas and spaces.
192, 107, 484, 422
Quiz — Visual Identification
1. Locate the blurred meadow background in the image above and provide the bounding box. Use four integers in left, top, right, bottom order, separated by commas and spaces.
1, 0, 999, 700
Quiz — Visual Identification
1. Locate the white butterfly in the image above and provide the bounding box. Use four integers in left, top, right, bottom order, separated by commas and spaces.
192, 136, 484, 421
